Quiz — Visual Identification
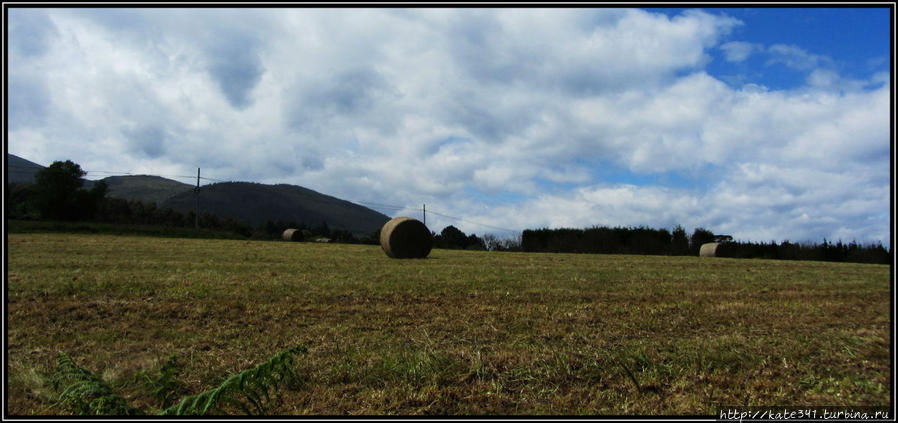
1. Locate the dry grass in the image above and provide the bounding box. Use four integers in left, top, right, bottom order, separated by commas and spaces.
6, 233, 891, 416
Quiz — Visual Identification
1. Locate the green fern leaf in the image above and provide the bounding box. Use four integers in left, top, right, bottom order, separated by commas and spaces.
161, 345, 307, 416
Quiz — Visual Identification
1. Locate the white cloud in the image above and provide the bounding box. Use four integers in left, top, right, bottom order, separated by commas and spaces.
766, 43, 834, 70
720, 41, 760, 62
5, 8, 890, 247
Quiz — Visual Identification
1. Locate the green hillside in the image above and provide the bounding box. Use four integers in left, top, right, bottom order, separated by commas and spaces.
100, 175, 194, 206
162, 181, 390, 236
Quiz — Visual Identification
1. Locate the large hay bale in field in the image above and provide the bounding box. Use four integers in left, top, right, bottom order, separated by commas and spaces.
282, 228, 304, 242
699, 242, 720, 257
380, 217, 433, 259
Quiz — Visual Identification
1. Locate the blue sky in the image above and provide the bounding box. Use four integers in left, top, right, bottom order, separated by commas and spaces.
5, 7, 893, 247
699, 8, 892, 90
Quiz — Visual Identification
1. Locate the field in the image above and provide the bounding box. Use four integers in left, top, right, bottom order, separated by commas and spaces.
5, 233, 891, 416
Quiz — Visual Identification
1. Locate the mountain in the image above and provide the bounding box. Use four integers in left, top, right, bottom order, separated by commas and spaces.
99, 175, 194, 206
6, 154, 390, 236
162, 182, 391, 236
6, 154, 45, 184
6, 155, 194, 204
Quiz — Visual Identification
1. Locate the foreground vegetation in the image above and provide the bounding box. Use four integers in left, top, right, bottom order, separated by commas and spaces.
6, 233, 891, 415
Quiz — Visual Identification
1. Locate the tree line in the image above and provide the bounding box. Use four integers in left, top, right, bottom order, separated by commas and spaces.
521, 225, 890, 264
714, 239, 890, 264
523, 225, 695, 255
7, 160, 889, 264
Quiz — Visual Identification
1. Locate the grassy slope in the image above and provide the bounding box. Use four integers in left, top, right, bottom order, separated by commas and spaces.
100, 175, 194, 206
6, 233, 891, 416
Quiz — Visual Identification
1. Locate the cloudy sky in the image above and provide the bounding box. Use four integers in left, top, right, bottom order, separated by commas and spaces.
6, 7, 893, 246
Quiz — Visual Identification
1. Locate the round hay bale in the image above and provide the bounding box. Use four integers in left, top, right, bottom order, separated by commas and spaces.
699, 242, 720, 257
282, 228, 304, 242
380, 217, 433, 259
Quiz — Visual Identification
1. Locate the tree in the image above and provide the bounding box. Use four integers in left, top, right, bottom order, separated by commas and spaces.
440, 225, 468, 249
689, 227, 716, 255
6, 182, 38, 218
465, 233, 485, 250
32, 160, 107, 221
313, 221, 331, 238
671, 225, 689, 255
482, 233, 501, 251
73, 180, 108, 221
500, 233, 522, 251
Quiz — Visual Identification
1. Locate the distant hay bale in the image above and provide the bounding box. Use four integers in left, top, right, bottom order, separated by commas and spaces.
282, 228, 304, 242
380, 217, 433, 259
699, 242, 720, 257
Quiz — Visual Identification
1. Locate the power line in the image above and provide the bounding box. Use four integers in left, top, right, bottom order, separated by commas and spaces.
425, 208, 518, 233
343, 199, 519, 233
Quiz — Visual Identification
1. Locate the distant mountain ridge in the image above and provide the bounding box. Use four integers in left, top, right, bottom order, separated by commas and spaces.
6, 154, 390, 236
162, 182, 390, 236
6, 154, 45, 184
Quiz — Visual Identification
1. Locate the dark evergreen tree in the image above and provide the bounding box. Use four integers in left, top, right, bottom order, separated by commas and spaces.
671, 225, 690, 255
33, 160, 86, 220
465, 233, 486, 250
440, 225, 468, 249
32, 160, 106, 221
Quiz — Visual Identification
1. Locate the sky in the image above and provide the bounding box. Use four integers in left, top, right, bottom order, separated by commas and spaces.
5, 6, 893, 247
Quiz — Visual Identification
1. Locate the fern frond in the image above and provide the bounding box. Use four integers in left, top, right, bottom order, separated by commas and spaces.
160, 345, 307, 416
141, 353, 185, 408
51, 352, 143, 416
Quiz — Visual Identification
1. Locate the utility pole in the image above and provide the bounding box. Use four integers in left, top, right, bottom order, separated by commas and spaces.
195, 168, 200, 229
423, 203, 426, 226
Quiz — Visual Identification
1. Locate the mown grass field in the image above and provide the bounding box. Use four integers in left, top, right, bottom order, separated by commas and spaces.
6, 233, 891, 416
